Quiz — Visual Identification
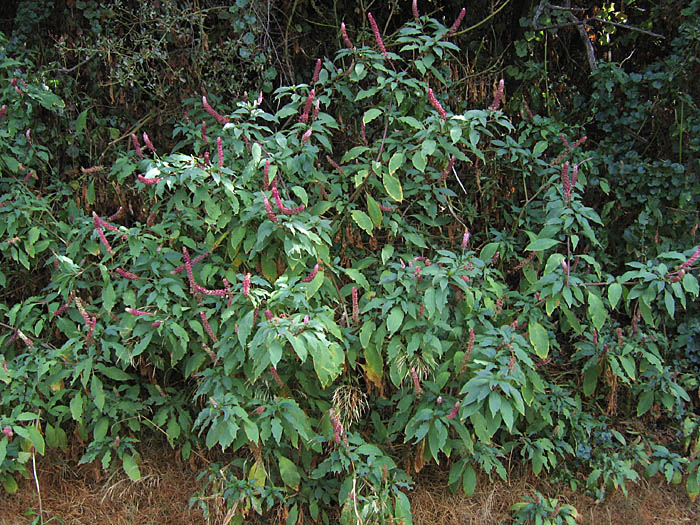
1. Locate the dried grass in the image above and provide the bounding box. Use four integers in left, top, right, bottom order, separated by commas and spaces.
0, 445, 697, 525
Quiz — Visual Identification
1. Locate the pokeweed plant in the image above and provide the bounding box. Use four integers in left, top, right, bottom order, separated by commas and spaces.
1, 1, 700, 521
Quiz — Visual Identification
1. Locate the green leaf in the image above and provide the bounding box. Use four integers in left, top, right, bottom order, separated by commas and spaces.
525, 238, 559, 251
412, 150, 426, 171
305, 268, 324, 299
102, 282, 116, 313
344, 268, 370, 290
388, 152, 404, 175
360, 321, 376, 348
583, 364, 599, 396
383, 171, 403, 202
394, 491, 413, 525
75, 109, 88, 133
637, 390, 654, 416
608, 282, 622, 309
587, 291, 607, 331
533, 140, 548, 156
387, 306, 404, 335
381, 245, 394, 265
363, 108, 382, 124
278, 455, 300, 489
664, 290, 675, 318
122, 454, 141, 481
70, 393, 83, 423
462, 464, 477, 496
528, 321, 549, 359
366, 193, 383, 227
363, 343, 384, 390
94, 417, 109, 442
311, 342, 344, 387
683, 272, 699, 296
351, 210, 373, 235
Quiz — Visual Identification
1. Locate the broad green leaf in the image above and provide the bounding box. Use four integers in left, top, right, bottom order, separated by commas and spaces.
360, 321, 376, 348
637, 390, 654, 416
394, 491, 413, 525
587, 291, 607, 331
533, 140, 548, 156
25, 426, 45, 455
278, 456, 300, 489
366, 193, 383, 227
528, 321, 549, 358
381, 245, 394, 265
412, 150, 426, 171
383, 171, 403, 202
249, 459, 266, 488
664, 290, 675, 318
525, 238, 559, 251
351, 209, 373, 235
388, 152, 404, 175
683, 272, 698, 296
344, 268, 370, 290
70, 393, 83, 423
94, 417, 109, 441
387, 306, 404, 335
363, 108, 382, 124
608, 282, 622, 309
122, 454, 141, 481
311, 342, 344, 387
583, 364, 599, 396
75, 109, 88, 133
363, 343, 384, 390
102, 282, 116, 313
462, 464, 477, 496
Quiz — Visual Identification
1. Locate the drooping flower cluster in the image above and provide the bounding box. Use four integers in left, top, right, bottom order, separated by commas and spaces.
272, 186, 305, 215
200, 311, 218, 343
217, 137, 224, 168
312, 59, 322, 83
202, 95, 230, 125
446, 401, 460, 420
302, 263, 319, 283
461, 228, 470, 250
427, 88, 447, 120
116, 267, 140, 280
131, 133, 144, 159
489, 78, 505, 110
448, 8, 466, 36
368, 13, 390, 60
329, 408, 347, 445
459, 328, 475, 375
300, 89, 315, 123
340, 22, 354, 50
412, 0, 420, 19
137, 174, 162, 185
142, 132, 155, 152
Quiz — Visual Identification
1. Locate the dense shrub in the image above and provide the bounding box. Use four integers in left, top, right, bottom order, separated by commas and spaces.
1, 2, 699, 523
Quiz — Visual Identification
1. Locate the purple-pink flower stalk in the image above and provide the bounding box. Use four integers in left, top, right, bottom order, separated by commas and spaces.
201, 121, 208, 143
217, 136, 224, 168
142, 132, 155, 152
448, 8, 466, 36
427, 88, 447, 120
368, 13, 390, 60
302, 263, 319, 283
202, 95, 230, 125
340, 22, 354, 50
412, 0, 420, 19
312, 59, 322, 83
201, 311, 218, 343
300, 88, 315, 123
116, 267, 140, 280
489, 78, 505, 110
131, 134, 144, 159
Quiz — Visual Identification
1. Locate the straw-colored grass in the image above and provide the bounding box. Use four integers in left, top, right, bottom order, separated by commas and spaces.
1, 443, 697, 524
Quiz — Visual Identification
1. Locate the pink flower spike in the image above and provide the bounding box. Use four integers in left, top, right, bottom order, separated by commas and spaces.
361, 120, 368, 145
201, 121, 208, 143
446, 401, 460, 420
171, 251, 209, 274
368, 13, 389, 59
257, 92, 263, 105
2, 426, 12, 438
202, 95, 230, 125
131, 134, 144, 159
327, 156, 344, 174
411, 367, 423, 396
352, 286, 359, 324
25, 129, 32, 145
263, 192, 279, 223
142, 132, 155, 152
439, 155, 455, 181
0, 105, 5, 118
17, 330, 34, 347
302, 264, 319, 283
137, 174, 161, 185
94, 223, 113, 254
263, 160, 272, 189
340, 22, 354, 50
116, 267, 140, 280
570, 163, 579, 189
264, 309, 274, 321
304, 315, 310, 324
561, 161, 571, 201
489, 78, 505, 110
217, 137, 224, 168
203, 151, 210, 165
428, 88, 447, 120
680, 245, 700, 270
572, 136, 587, 149
125, 308, 151, 316
448, 8, 466, 36
312, 59, 322, 83
461, 228, 470, 250
200, 311, 218, 343
300, 88, 315, 123
243, 272, 251, 298
412, 0, 420, 19
302, 127, 313, 144
151, 321, 163, 328
182, 247, 197, 295
378, 204, 395, 212
312, 99, 320, 122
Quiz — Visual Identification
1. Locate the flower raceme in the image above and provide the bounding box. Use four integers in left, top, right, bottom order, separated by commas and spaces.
340, 22, 354, 50
427, 88, 447, 120
202, 95, 230, 125
488, 79, 505, 110
368, 13, 390, 60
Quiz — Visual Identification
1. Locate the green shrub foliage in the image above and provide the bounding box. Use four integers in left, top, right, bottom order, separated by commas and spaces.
1, 2, 700, 522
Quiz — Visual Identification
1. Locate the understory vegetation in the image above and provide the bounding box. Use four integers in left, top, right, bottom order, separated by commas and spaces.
1, 1, 699, 523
